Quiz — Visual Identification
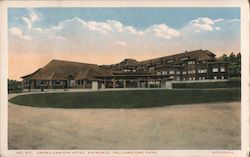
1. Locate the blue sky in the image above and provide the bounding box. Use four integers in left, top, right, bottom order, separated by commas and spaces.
9, 7, 240, 29
8, 8, 240, 80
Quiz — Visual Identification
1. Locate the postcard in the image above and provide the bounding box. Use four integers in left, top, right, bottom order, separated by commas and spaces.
0, 0, 249, 157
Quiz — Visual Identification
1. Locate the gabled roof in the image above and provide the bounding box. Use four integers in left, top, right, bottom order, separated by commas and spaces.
21, 68, 42, 79
140, 49, 216, 65
22, 59, 112, 80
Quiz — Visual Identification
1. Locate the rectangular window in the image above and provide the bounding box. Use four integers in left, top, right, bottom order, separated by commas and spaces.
170, 76, 174, 79
176, 71, 180, 75
198, 69, 207, 73
180, 57, 188, 61
221, 67, 225, 72
203, 77, 205, 80
157, 71, 161, 75
182, 71, 187, 74
167, 59, 174, 63
68, 80, 75, 86
214, 76, 217, 79
162, 71, 168, 75
149, 67, 155, 70
188, 61, 195, 64
39, 80, 45, 85
193, 77, 196, 80
25, 81, 30, 85
55, 80, 61, 85
212, 68, 219, 72
169, 70, 175, 75
222, 76, 225, 79
155, 61, 162, 65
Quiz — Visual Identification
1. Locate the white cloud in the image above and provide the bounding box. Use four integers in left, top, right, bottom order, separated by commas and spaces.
214, 18, 224, 22
9, 27, 23, 37
21, 9, 39, 29
9, 27, 32, 40
22, 35, 32, 40
29, 9, 39, 23
34, 27, 42, 32
55, 36, 67, 40
215, 27, 220, 30
229, 19, 240, 22
21, 17, 32, 29
115, 40, 127, 46
146, 24, 180, 39
189, 17, 224, 32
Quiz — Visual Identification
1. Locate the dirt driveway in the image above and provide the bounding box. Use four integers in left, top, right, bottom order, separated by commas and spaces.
8, 97, 240, 150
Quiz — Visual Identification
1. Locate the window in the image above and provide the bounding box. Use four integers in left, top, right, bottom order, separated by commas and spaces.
193, 77, 196, 80
188, 61, 195, 64
132, 69, 136, 72
199, 77, 202, 80
68, 80, 75, 86
170, 76, 174, 79
169, 70, 175, 75
25, 81, 30, 85
157, 71, 161, 75
189, 77, 192, 80
202, 77, 205, 80
149, 67, 155, 71
38, 80, 45, 85
212, 68, 219, 72
162, 71, 168, 75
55, 80, 61, 85
176, 71, 180, 75
77, 80, 81, 85
183, 78, 186, 81
221, 67, 225, 72
167, 59, 174, 63
155, 61, 162, 65
180, 57, 188, 61
182, 71, 187, 74
188, 70, 195, 74
222, 76, 225, 79
198, 69, 207, 73
213, 76, 217, 79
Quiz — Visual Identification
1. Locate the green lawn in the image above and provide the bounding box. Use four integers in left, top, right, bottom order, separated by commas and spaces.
9, 89, 241, 108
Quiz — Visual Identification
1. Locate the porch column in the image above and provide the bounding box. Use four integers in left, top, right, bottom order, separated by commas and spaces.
31, 80, 35, 89
112, 78, 116, 88
22, 80, 24, 92
83, 80, 86, 88
123, 80, 126, 88
92, 81, 98, 91
137, 81, 140, 88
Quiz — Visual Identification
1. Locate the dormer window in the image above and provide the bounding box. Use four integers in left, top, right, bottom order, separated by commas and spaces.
167, 59, 174, 63
180, 57, 188, 61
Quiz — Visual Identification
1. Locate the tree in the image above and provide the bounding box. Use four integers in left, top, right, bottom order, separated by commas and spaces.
219, 52, 241, 78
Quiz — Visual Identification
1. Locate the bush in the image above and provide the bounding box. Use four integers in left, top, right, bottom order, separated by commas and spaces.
172, 80, 240, 89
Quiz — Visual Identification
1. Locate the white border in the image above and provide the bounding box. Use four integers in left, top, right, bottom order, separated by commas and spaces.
1, 0, 249, 157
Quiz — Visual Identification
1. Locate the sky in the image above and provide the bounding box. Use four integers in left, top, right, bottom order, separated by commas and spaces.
8, 8, 240, 80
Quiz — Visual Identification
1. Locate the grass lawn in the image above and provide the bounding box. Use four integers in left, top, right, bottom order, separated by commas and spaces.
9, 88, 241, 108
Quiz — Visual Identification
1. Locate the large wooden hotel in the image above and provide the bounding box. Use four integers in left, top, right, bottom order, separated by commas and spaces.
21, 49, 228, 92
